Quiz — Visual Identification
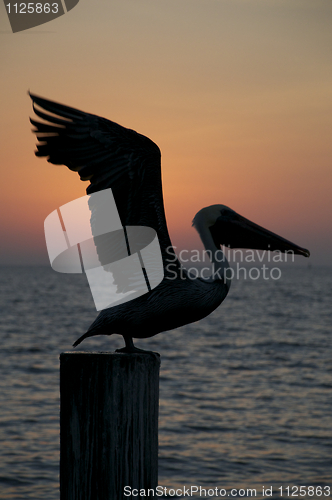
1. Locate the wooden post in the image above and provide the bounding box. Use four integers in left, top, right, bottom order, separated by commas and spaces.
60, 351, 160, 500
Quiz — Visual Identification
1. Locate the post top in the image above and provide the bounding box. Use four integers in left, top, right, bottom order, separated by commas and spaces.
61, 350, 160, 355
60, 350, 161, 363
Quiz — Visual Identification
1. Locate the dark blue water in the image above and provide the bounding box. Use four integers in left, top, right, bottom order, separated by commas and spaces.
0, 266, 331, 499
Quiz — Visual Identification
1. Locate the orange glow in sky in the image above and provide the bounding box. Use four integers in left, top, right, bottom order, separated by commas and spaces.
0, 0, 331, 265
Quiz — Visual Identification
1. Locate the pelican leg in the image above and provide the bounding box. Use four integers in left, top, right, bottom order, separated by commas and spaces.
115, 336, 148, 354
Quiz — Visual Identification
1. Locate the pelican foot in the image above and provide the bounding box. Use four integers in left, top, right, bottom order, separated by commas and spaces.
115, 346, 149, 354
116, 336, 150, 354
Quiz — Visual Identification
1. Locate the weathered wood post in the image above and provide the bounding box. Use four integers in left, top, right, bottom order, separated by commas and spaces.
60, 351, 160, 500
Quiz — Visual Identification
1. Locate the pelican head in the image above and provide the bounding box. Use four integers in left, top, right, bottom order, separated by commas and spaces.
193, 204, 310, 257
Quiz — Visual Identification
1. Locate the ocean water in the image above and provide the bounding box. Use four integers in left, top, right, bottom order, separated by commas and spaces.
0, 265, 331, 499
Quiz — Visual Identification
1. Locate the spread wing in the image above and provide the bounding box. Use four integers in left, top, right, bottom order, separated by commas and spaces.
29, 93, 174, 261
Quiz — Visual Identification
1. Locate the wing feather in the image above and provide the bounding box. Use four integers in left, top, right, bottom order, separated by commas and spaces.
29, 92, 176, 266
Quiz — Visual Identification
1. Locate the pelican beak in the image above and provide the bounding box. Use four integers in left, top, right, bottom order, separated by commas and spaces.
210, 213, 310, 257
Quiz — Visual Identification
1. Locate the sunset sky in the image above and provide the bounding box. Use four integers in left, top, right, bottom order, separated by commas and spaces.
1, 0, 331, 266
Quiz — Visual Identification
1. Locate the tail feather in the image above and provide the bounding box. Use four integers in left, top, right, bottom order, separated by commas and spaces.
73, 310, 119, 347
72, 323, 115, 347
73, 331, 96, 347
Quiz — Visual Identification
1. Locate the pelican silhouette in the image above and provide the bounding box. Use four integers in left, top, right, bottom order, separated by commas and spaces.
29, 93, 310, 352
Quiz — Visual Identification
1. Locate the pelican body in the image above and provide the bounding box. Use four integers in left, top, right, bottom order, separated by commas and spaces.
29, 93, 309, 352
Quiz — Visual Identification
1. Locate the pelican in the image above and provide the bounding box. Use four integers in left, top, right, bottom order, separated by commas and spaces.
29, 93, 310, 352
